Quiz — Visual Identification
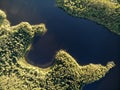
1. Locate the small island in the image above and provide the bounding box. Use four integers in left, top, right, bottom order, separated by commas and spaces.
0, 9, 115, 90
56, 0, 120, 35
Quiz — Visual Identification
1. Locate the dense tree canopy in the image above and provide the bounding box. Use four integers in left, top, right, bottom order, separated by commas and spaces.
0, 9, 115, 90
56, 0, 120, 35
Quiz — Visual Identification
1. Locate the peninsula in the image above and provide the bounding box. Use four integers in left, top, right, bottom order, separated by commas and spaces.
0, 9, 115, 90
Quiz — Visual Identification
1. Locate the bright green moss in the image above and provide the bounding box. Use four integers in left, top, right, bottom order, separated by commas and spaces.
0, 9, 115, 90
56, 0, 120, 35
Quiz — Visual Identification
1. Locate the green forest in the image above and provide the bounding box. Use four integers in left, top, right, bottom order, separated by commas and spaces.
56, 0, 120, 34
0, 9, 115, 90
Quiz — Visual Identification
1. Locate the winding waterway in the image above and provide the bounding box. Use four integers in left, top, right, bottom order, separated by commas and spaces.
0, 0, 120, 90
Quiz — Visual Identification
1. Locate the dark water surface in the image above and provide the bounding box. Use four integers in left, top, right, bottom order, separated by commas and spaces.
0, 0, 120, 90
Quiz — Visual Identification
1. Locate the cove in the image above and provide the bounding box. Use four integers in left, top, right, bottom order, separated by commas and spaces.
0, 0, 120, 90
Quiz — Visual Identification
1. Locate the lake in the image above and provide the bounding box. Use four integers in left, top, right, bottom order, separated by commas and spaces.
0, 0, 120, 90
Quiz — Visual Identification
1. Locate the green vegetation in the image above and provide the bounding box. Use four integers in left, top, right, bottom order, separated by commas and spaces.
0, 9, 115, 90
118, 0, 120, 3
56, 0, 120, 34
